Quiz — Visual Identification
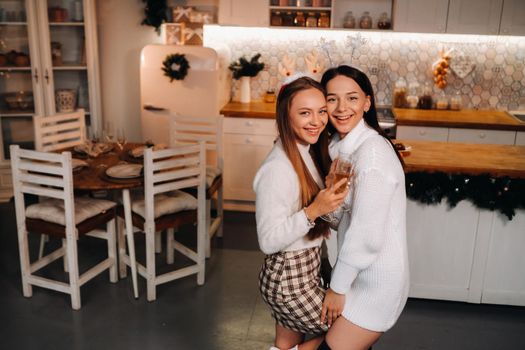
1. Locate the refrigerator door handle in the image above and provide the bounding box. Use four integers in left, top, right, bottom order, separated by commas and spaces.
143, 104, 167, 111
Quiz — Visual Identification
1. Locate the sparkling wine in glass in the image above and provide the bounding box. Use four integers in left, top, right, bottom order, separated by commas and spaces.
104, 121, 114, 143
116, 128, 127, 150
320, 151, 355, 222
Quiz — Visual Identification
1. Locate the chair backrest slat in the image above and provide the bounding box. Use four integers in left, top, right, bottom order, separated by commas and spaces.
19, 172, 64, 188
20, 183, 65, 200
152, 155, 200, 171
34, 109, 86, 152
18, 160, 65, 176
153, 177, 201, 195
152, 167, 200, 184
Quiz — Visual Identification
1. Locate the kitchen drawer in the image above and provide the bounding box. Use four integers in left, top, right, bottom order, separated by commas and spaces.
224, 117, 277, 136
515, 131, 525, 146
448, 128, 516, 145
397, 125, 449, 142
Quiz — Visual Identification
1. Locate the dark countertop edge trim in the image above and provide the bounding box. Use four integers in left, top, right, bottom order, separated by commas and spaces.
404, 166, 525, 179
397, 120, 525, 132
221, 111, 275, 119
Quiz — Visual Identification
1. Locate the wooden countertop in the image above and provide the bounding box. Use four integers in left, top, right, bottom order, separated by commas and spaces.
220, 101, 275, 119
399, 139, 525, 178
394, 108, 525, 131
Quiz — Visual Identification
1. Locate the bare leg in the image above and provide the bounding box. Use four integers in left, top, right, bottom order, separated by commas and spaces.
298, 336, 324, 350
275, 323, 303, 349
325, 317, 381, 350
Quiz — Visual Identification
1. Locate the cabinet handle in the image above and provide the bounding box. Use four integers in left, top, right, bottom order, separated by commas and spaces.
143, 104, 166, 111
44, 69, 49, 84
33, 68, 38, 83
246, 121, 254, 126
418, 130, 427, 136
479, 132, 486, 139
246, 137, 253, 144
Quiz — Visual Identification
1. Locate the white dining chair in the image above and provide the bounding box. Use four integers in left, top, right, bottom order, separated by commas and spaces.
33, 109, 86, 152
169, 114, 224, 258
118, 142, 207, 301
10, 145, 117, 310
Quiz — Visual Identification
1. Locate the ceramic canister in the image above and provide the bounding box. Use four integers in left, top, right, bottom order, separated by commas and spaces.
55, 89, 77, 112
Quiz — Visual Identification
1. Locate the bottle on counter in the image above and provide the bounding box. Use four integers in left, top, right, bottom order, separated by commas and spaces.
359, 11, 372, 29
393, 78, 407, 108
436, 93, 449, 110
294, 11, 305, 26
450, 92, 462, 110
306, 12, 317, 27
343, 11, 356, 28
406, 82, 420, 109
418, 83, 433, 109
282, 11, 295, 26
377, 12, 391, 29
271, 11, 283, 26
317, 12, 330, 27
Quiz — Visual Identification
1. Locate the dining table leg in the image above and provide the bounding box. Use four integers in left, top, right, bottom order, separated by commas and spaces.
122, 188, 139, 299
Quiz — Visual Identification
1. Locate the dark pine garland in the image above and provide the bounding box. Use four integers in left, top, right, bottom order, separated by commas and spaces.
406, 172, 525, 220
141, 0, 167, 33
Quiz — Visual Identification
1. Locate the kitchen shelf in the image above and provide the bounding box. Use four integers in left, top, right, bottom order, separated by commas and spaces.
49, 22, 84, 26
269, 6, 331, 10
0, 22, 28, 26
0, 66, 31, 71
0, 111, 34, 117
53, 64, 88, 70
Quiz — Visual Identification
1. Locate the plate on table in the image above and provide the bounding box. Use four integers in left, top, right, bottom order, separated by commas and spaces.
72, 158, 89, 172
106, 163, 143, 179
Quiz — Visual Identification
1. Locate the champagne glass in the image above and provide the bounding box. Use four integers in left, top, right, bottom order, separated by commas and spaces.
320, 151, 355, 222
116, 128, 127, 150
104, 121, 114, 143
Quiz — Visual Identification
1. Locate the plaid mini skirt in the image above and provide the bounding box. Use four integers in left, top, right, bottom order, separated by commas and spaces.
259, 246, 328, 335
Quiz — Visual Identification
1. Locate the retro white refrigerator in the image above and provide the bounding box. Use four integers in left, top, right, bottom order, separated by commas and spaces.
140, 44, 229, 144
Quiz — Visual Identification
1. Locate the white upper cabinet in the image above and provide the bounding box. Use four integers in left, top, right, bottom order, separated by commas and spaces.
218, 0, 268, 26
499, 0, 525, 35
394, 0, 449, 33
446, 0, 503, 35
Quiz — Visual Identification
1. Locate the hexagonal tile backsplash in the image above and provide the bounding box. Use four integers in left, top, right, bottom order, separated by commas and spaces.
205, 26, 525, 110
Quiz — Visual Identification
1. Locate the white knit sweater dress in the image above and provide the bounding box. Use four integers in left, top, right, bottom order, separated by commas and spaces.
329, 119, 409, 332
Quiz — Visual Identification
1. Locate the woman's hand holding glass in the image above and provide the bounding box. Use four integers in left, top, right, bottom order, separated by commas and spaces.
305, 177, 349, 224
321, 151, 355, 222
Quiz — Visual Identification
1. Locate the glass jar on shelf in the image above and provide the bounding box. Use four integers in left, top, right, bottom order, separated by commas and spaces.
306, 12, 317, 27
279, 0, 290, 6
406, 82, 420, 109
450, 92, 462, 110
317, 12, 330, 27
436, 93, 449, 110
392, 78, 407, 108
296, 0, 311, 6
359, 11, 372, 29
294, 11, 305, 26
377, 12, 391, 29
418, 83, 434, 109
270, 11, 283, 26
343, 11, 356, 28
312, 0, 325, 6
282, 11, 295, 26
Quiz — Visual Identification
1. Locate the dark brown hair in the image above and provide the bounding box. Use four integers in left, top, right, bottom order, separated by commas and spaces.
276, 76, 329, 240
318, 65, 404, 168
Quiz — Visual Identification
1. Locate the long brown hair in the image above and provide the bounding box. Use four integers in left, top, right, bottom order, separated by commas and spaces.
276, 76, 329, 240
318, 65, 404, 168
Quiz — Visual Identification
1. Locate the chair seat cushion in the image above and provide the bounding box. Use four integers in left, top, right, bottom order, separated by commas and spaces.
131, 190, 197, 219
26, 197, 116, 226
206, 166, 222, 188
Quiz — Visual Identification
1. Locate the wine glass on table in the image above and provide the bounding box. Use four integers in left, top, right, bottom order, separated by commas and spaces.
104, 121, 114, 143
320, 151, 355, 223
116, 128, 127, 150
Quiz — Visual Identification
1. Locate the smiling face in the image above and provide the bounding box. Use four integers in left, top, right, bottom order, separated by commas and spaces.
288, 88, 328, 145
326, 75, 371, 138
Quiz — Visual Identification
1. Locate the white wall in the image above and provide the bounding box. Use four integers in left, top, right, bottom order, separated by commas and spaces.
96, 0, 162, 142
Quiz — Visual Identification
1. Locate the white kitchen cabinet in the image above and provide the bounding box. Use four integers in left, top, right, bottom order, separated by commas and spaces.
515, 131, 525, 146
446, 0, 503, 35
0, 0, 101, 202
223, 117, 277, 210
448, 128, 516, 145
394, 0, 448, 33
481, 210, 525, 306
219, 0, 268, 26
396, 125, 449, 142
499, 0, 525, 35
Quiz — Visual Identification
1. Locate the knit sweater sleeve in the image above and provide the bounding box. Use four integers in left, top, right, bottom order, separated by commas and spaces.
253, 159, 312, 255
329, 167, 397, 295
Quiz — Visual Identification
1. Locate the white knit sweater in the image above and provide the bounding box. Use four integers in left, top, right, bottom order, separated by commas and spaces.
329, 119, 409, 332
253, 140, 324, 255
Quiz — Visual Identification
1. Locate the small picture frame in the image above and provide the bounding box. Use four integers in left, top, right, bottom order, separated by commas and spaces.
161, 23, 186, 45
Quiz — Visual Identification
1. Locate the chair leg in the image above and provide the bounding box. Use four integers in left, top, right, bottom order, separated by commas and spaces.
122, 189, 139, 299
107, 219, 118, 283
62, 238, 69, 272
197, 202, 206, 285
205, 198, 212, 259
65, 232, 81, 310
38, 234, 48, 259
155, 230, 162, 254
18, 228, 33, 297
117, 217, 127, 279
145, 224, 157, 301
166, 228, 175, 264
217, 186, 224, 238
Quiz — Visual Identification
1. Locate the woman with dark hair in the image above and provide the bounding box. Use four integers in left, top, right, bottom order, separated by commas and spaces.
254, 76, 348, 350
317, 66, 409, 350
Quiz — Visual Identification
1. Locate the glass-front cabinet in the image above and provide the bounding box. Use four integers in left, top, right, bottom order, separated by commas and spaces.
0, 0, 100, 201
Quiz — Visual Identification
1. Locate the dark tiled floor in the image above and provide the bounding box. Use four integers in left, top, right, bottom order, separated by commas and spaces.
1, 201, 524, 349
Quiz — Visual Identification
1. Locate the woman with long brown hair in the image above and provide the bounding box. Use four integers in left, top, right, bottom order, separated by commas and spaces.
254, 76, 348, 350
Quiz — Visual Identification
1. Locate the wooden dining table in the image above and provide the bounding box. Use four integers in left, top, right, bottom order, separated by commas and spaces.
71, 142, 144, 298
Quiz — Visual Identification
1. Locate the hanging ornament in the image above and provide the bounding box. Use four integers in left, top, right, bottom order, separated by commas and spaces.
162, 53, 190, 82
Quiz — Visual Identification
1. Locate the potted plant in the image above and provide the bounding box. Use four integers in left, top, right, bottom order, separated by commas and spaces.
229, 53, 265, 103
